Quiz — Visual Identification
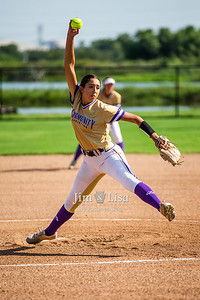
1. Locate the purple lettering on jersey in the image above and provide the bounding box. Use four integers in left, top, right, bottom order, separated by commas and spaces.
87, 119, 91, 127
91, 120, 95, 129
71, 109, 95, 129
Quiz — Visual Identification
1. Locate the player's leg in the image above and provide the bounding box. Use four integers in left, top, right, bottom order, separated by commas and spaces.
44, 163, 104, 236
26, 157, 104, 244
68, 144, 82, 169
110, 122, 125, 152
64, 160, 105, 214
98, 145, 175, 220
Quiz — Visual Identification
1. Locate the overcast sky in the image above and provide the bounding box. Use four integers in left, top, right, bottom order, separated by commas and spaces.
0, 0, 200, 46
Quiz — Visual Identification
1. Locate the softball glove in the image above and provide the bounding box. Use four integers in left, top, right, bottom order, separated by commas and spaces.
156, 136, 182, 166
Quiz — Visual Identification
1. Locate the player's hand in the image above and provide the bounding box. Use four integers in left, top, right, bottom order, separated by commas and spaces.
155, 137, 167, 150
68, 20, 80, 37
152, 133, 167, 150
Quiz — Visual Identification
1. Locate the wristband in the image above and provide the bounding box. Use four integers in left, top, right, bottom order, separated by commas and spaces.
139, 121, 155, 137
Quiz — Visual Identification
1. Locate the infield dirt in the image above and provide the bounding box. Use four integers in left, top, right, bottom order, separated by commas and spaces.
0, 154, 200, 299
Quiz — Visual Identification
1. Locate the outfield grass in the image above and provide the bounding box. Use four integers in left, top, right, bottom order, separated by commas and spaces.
0, 110, 200, 155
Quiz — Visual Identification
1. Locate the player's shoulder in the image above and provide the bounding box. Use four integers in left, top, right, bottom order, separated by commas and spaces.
96, 99, 106, 108
96, 99, 118, 112
112, 90, 121, 98
70, 84, 82, 106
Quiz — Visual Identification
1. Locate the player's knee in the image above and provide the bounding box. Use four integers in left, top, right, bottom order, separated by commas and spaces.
121, 174, 141, 192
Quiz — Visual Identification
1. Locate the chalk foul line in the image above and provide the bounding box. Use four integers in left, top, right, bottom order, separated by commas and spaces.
0, 218, 199, 223
0, 257, 200, 268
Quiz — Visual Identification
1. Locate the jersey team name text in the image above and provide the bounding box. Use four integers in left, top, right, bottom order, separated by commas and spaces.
71, 109, 95, 129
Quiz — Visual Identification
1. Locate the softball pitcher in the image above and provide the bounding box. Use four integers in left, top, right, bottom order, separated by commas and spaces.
26, 20, 175, 244
68, 77, 124, 169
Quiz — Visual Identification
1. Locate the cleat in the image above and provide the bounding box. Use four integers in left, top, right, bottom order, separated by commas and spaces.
68, 159, 77, 170
160, 203, 175, 221
26, 228, 57, 244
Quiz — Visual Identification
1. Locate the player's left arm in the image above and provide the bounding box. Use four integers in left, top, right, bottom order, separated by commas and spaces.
120, 112, 160, 145
121, 112, 182, 165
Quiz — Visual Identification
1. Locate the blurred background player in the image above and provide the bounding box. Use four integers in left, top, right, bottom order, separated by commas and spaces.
99, 77, 124, 151
68, 77, 124, 169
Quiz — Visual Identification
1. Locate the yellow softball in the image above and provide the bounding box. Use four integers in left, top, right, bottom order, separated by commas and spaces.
71, 18, 83, 29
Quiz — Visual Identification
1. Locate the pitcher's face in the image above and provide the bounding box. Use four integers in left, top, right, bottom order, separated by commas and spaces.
80, 78, 101, 104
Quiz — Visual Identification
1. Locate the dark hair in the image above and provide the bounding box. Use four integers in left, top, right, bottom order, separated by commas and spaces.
80, 74, 101, 88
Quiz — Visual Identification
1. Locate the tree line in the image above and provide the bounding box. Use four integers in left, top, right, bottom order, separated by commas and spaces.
0, 25, 200, 65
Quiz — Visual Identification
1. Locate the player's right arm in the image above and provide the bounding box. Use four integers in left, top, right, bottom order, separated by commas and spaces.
64, 21, 79, 96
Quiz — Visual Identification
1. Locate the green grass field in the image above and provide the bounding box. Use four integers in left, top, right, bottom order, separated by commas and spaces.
0, 111, 200, 155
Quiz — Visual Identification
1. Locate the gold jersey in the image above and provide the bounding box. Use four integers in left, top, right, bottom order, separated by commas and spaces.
70, 85, 125, 151
98, 90, 121, 106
